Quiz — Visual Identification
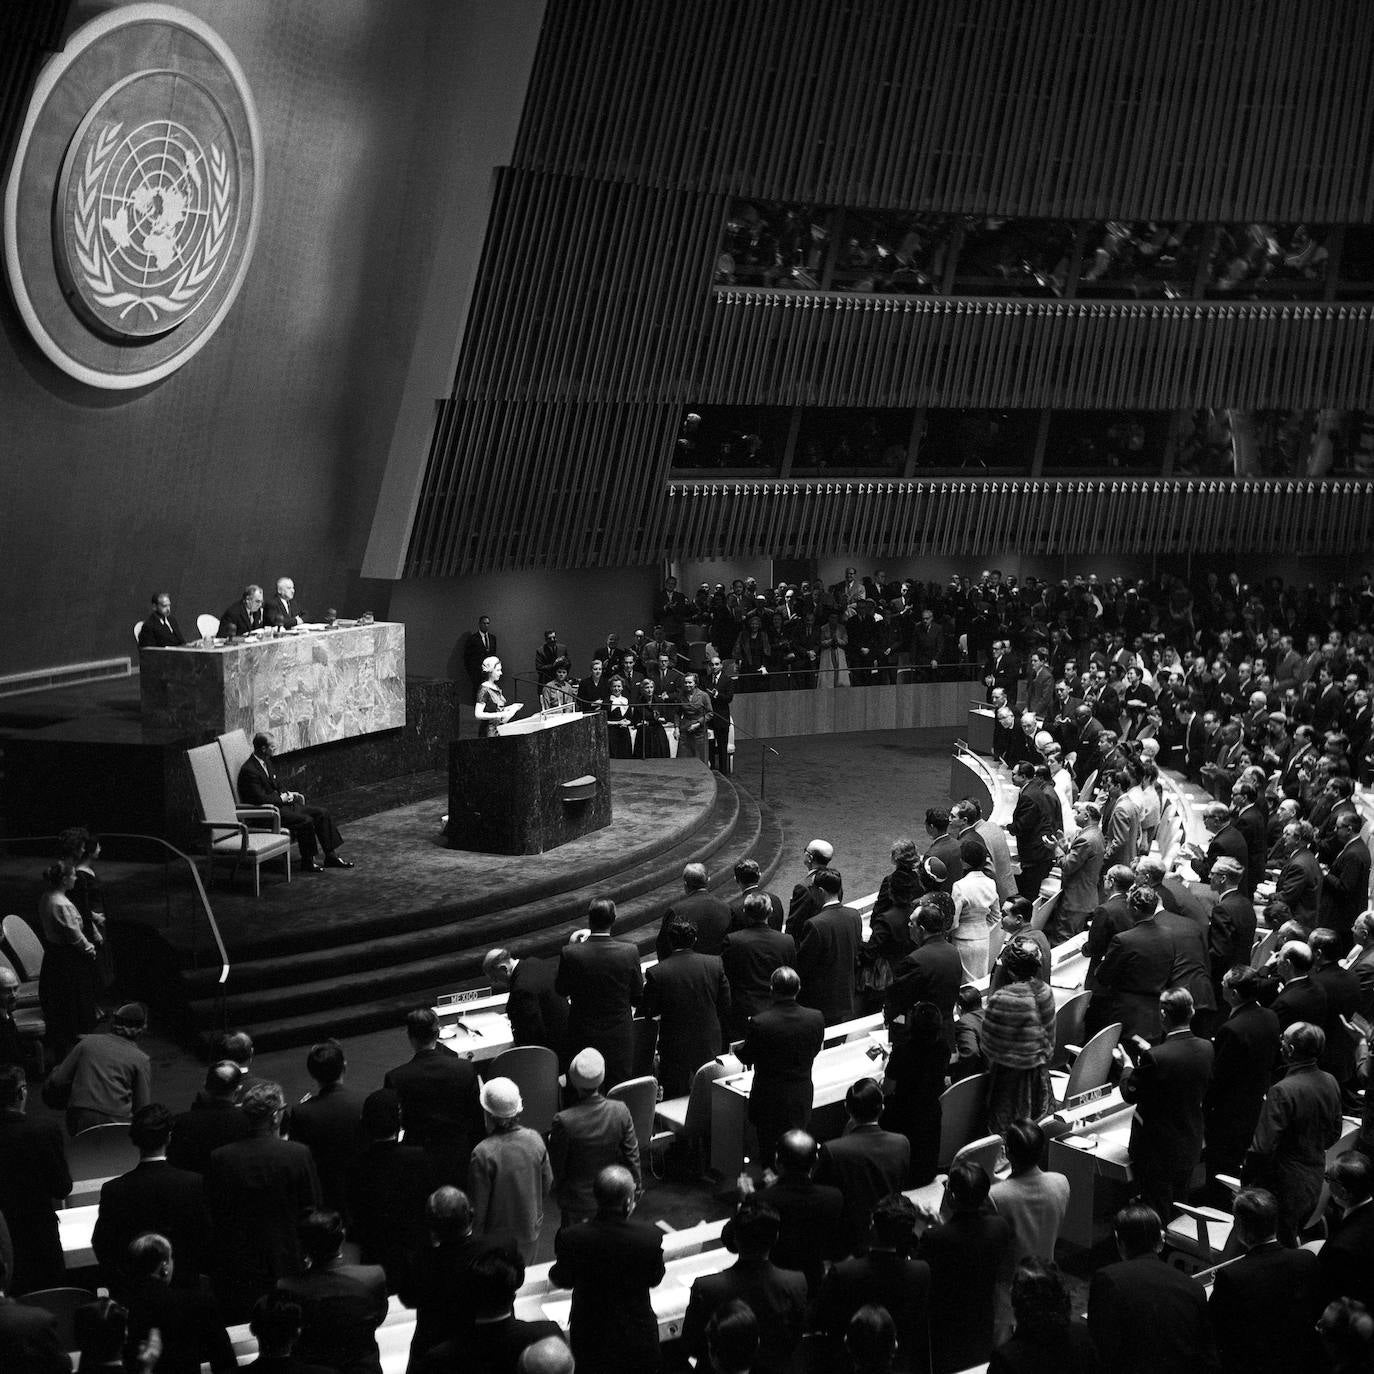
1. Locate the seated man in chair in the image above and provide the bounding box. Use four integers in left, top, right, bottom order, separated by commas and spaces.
237, 734, 354, 872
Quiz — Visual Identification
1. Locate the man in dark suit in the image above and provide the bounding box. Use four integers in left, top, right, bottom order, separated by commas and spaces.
383, 1008, 484, 1186
483, 947, 569, 1062
399, 1185, 520, 1366
0, 968, 30, 1074
93, 1103, 211, 1296
0, 1063, 71, 1294
1309, 926, 1362, 1091
1270, 941, 1329, 1032
656, 862, 732, 958
785, 839, 836, 940
681, 1199, 807, 1374
1187, 801, 1252, 889
736, 1130, 843, 1297
1088, 1205, 1215, 1374
1136, 857, 1218, 1035
796, 870, 863, 1026
0, 1245, 69, 1371
345, 1089, 433, 1292
556, 898, 644, 1090
923, 807, 965, 887
815, 1080, 911, 1254
817, 1193, 931, 1374
1096, 886, 1178, 1043
885, 905, 964, 1051
702, 654, 735, 774
1121, 987, 1214, 1219
549, 1165, 665, 1374
288, 1039, 365, 1218
721, 895, 795, 1040
1007, 761, 1060, 900
727, 858, 784, 932
1209, 1186, 1325, 1374
217, 583, 266, 637
276, 1209, 387, 1374
920, 1161, 1013, 1374
168, 1061, 251, 1176
462, 616, 497, 696
1319, 1150, 1374, 1310
1275, 821, 1323, 927
736, 968, 825, 1171
1230, 781, 1268, 896
137, 590, 188, 648
548, 1049, 640, 1227
123, 1232, 237, 1374
1084, 865, 1136, 1027
1321, 811, 1371, 937
642, 918, 731, 1096
238, 732, 352, 871
206, 1082, 322, 1322
263, 576, 307, 630
983, 639, 1021, 703
1205, 967, 1281, 1188
1204, 858, 1257, 1000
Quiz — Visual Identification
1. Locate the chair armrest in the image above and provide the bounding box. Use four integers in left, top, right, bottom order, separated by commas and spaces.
1176, 1203, 1233, 1223
199, 819, 250, 856
1214, 1173, 1242, 1194
1063, 1043, 1083, 1061
236, 805, 282, 833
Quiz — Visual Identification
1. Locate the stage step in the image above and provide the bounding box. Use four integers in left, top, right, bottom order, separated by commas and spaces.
181, 773, 783, 1052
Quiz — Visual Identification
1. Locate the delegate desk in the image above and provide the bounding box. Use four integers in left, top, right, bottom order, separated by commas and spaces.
139, 621, 406, 752
1046, 1087, 1135, 1248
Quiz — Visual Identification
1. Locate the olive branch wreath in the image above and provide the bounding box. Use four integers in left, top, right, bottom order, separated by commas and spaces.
73, 122, 231, 324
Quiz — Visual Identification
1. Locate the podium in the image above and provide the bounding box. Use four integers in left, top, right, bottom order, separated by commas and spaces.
447, 710, 612, 854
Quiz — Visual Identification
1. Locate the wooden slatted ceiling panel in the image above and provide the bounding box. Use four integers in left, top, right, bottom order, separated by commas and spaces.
693, 293, 1374, 410
663, 481, 1374, 559
405, 171, 723, 577
515, 0, 1374, 221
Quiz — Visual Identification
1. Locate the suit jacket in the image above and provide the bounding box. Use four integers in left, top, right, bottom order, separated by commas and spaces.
1123, 1030, 1214, 1178
1322, 836, 1371, 930
816, 1122, 912, 1252
641, 949, 730, 1090
1155, 907, 1217, 1013
218, 600, 265, 637
1209, 1240, 1324, 1374
462, 630, 497, 685
721, 925, 795, 1036
785, 870, 833, 940
265, 595, 306, 629
400, 1232, 520, 1363
1059, 824, 1105, 912
277, 1262, 388, 1374
576, 671, 610, 711
1026, 665, 1055, 719
138, 613, 187, 648
886, 938, 964, 1048
796, 903, 863, 1025
289, 1082, 365, 1215
1319, 1198, 1374, 1310
1207, 890, 1257, 988
728, 886, 784, 932
1196, 822, 1250, 885
1085, 893, 1134, 991
168, 1095, 252, 1175
926, 833, 965, 887
93, 1159, 212, 1290
505, 955, 569, 1058
1088, 1253, 1216, 1374
0, 1109, 72, 1292
0, 1298, 70, 1373
974, 821, 1017, 901
1233, 804, 1267, 894
1276, 848, 1323, 925
344, 1139, 433, 1285
1010, 783, 1061, 866
683, 1258, 808, 1374
1097, 916, 1177, 1040
745, 1176, 845, 1294
207, 1135, 321, 1294
548, 1092, 640, 1217
549, 1215, 666, 1374
556, 936, 644, 1033
413, 1316, 564, 1374
920, 1209, 1014, 1374
1102, 789, 1143, 868
1205, 1002, 1281, 1170
124, 1277, 236, 1374
1311, 962, 1362, 1083
237, 754, 294, 809
1270, 975, 1328, 1032
657, 888, 732, 957
816, 1250, 933, 1374
383, 1045, 483, 1174
1352, 943, 1374, 1023
736, 1001, 825, 1129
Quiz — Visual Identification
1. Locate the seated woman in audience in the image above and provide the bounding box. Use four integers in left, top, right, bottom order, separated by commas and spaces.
981, 937, 1057, 1135
950, 839, 999, 980
988, 1258, 1099, 1374
881, 1000, 948, 1185
604, 675, 634, 758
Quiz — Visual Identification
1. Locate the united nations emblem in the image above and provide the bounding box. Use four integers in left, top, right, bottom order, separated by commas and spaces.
3, 4, 261, 388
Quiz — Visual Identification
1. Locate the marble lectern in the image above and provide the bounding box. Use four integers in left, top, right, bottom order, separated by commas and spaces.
448, 710, 611, 854
139, 622, 406, 751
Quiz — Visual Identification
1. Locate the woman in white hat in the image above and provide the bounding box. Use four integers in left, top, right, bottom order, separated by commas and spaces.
469, 1077, 552, 1261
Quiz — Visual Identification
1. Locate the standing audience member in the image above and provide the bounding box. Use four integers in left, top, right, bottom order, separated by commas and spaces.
642, 918, 731, 1096
885, 905, 963, 1053
1208, 1187, 1325, 1374
44, 1000, 152, 1135
988, 1258, 1098, 1374
207, 1081, 322, 1320
35, 859, 98, 1056
987, 898, 1051, 991
1204, 858, 1256, 1000
735, 967, 825, 1170
242, 1293, 331, 1374
1048, 802, 1105, 943
289, 1038, 365, 1218
1087, 1205, 1214, 1374
982, 937, 1057, 1135
816, 1079, 911, 1255
1242, 1020, 1343, 1245
468, 1078, 553, 1263
483, 947, 569, 1062
276, 1210, 387, 1374
880, 999, 949, 1186
658, 863, 732, 958
1308, 926, 1363, 1093
1319, 1151, 1374, 1310
548, 1048, 640, 1228
383, 1007, 484, 1186
549, 1165, 665, 1374
124, 1232, 236, 1374
0, 1237, 70, 1370
785, 839, 837, 940
0, 1062, 71, 1293
1269, 941, 1329, 1031
796, 870, 863, 1025
920, 1161, 1013, 1374
556, 898, 644, 1090
680, 1198, 808, 1374
720, 894, 796, 1040
727, 858, 783, 931
1095, 886, 1176, 1042
950, 840, 999, 978
1121, 987, 1213, 1220
168, 1061, 250, 1175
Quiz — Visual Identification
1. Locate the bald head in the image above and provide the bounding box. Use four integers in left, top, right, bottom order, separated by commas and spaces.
593, 1166, 637, 1216
517, 1337, 576, 1374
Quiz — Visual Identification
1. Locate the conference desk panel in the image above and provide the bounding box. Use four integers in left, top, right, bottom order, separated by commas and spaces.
140, 621, 406, 751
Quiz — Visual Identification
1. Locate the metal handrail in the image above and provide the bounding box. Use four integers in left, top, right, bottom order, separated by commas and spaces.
0, 832, 229, 996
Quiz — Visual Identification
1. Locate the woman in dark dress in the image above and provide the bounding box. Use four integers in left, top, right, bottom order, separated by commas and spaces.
631, 678, 670, 758
36, 859, 98, 1056
605, 675, 634, 759
881, 1000, 948, 1185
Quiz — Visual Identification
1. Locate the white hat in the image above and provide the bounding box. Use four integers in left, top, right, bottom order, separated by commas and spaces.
564, 1048, 606, 1092
479, 1077, 522, 1119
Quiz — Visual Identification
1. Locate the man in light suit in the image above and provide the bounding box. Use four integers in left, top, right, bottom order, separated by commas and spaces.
796, 870, 863, 1026
137, 590, 187, 648
1048, 801, 1104, 942
1101, 766, 1143, 871
556, 898, 644, 1091
954, 798, 1015, 902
